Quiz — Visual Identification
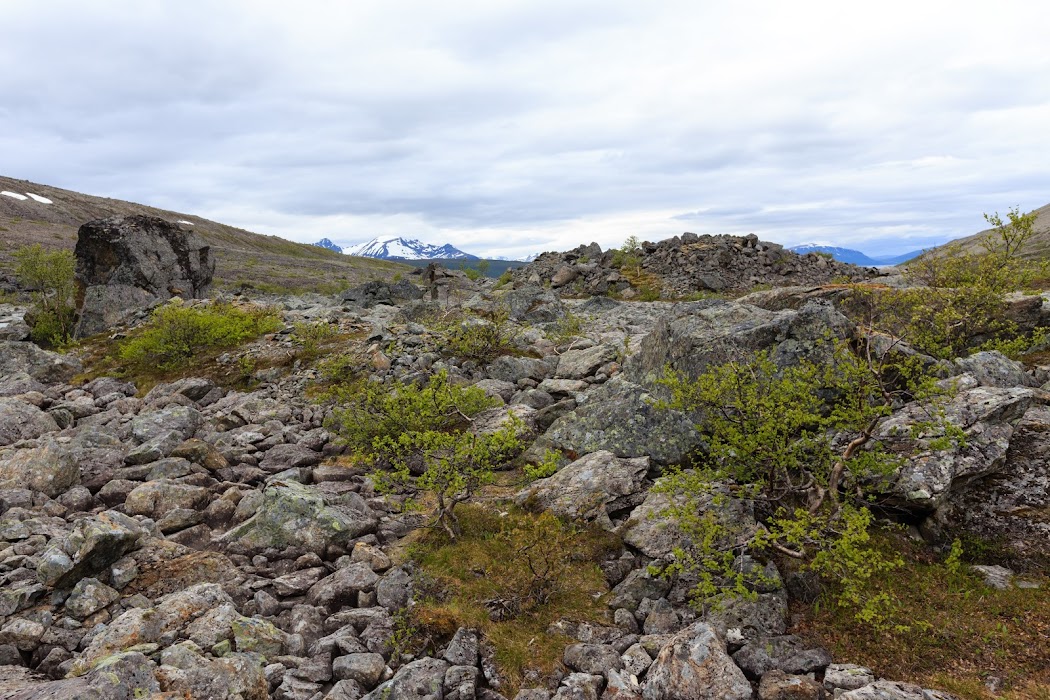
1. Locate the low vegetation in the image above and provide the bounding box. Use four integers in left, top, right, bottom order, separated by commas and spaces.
118, 300, 282, 372
655, 340, 945, 625
328, 371, 523, 537
405, 505, 617, 693
13, 243, 77, 347
797, 530, 1050, 699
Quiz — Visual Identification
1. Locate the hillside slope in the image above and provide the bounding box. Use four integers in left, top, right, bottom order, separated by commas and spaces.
0, 176, 410, 294
920, 201, 1050, 261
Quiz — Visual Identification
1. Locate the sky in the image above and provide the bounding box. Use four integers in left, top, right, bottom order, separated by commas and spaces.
2, 1, 1049, 259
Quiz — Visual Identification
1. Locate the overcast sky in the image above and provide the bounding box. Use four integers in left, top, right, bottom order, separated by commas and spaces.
2, 1, 1048, 258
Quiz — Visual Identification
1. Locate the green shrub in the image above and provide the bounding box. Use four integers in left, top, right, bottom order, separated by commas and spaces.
429, 307, 515, 362
329, 371, 522, 537
119, 301, 282, 372
544, 311, 585, 346
523, 449, 561, 481
654, 340, 947, 624
291, 320, 338, 361
13, 244, 77, 347
494, 270, 513, 289
463, 267, 483, 281
850, 206, 1048, 360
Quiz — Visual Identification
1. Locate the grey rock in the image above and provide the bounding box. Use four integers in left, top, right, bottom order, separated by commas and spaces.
954, 351, 1037, 388
731, 635, 833, 679
642, 599, 679, 635
970, 564, 1014, 590
838, 681, 930, 699
486, 356, 555, 384
64, 577, 120, 620
37, 510, 146, 588
502, 285, 567, 323
625, 300, 854, 387
74, 215, 215, 337
307, 562, 380, 608
223, 480, 378, 555
341, 279, 424, 308
704, 592, 789, 644
334, 652, 387, 689
758, 670, 826, 700
516, 451, 649, 529
131, 404, 203, 444
0, 440, 80, 497
364, 657, 449, 700
563, 643, 624, 675
537, 379, 701, 466
553, 672, 604, 700
375, 566, 413, 610
642, 622, 751, 700
0, 397, 59, 446
0, 340, 82, 384
622, 483, 756, 560
880, 385, 1035, 510
443, 627, 480, 666
824, 664, 875, 692
123, 479, 210, 519
557, 345, 619, 380
607, 569, 672, 612
260, 443, 323, 473
621, 643, 653, 677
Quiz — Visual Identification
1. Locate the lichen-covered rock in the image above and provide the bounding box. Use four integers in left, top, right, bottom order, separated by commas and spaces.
0, 339, 82, 384
71, 583, 232, 674
556, 345, 619, 380
37, 510, 146, 588
124, 479, 210, 519
536, 379, 701, 466
363, 657, 449, 700
65, 577, 121, 620
222, 480, 378, 555
880, 384, 1035, 511
307, 562, 380, 609
74, 215, 215, 337
515, 451, 649, 529
622, 482, 757, 560
625, 299, 854, 387
0, 440, 79, 496
758, 670, 826, 700
642, 622, 751, 700
731, 635, 832, 679
0, 397, 59, 446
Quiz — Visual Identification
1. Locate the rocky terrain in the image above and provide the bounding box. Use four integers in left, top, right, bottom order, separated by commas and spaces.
0, 217, 1047, 699
516, 233, 879, 298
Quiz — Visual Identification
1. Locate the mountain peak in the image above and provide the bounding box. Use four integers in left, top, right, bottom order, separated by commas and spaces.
344, 236, 477, 260
313, 238, 342, 253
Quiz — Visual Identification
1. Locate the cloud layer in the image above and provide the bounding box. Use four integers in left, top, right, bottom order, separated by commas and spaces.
3, 0, 1049, 258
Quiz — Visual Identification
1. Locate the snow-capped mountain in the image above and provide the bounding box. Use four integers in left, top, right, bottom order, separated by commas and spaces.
313, 238, 343, 253
789, 244, 922, 267
344, 236, 477, 260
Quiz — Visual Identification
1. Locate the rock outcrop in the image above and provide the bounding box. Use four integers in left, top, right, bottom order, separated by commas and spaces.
74, 215, 215, 337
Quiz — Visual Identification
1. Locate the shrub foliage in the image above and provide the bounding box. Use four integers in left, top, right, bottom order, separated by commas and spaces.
119, 301, 282, 371
13, 244, 77, 347
329, 371, 523, 537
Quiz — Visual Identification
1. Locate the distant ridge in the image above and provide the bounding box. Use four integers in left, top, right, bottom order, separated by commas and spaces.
313, 237, 343, 253
345, 235, 477, 260
789, 243, 922, 267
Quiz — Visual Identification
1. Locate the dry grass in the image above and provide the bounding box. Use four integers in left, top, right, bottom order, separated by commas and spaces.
403, 504, 619, 694
794, 531, 1050, 699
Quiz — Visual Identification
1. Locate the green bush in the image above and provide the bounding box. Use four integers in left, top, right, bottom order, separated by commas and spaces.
13, 244, 77, 347
429, 307, 515, 362
329, 371, 523, 537
119, 301, 282, 372
654, 340, 947, 624
494, 270, 513, 289
291, 320, 338, 361
850, 206, 1048, 360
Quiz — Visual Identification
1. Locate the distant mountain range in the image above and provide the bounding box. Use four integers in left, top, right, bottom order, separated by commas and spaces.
343, 236, 477, 260
788, 244, 923, 267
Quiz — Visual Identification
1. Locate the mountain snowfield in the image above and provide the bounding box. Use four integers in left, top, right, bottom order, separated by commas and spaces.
1, 191, 52, 204
341, 235, 477, 260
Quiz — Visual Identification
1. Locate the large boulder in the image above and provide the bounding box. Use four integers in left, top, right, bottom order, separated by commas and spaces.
221, 480, 378, 555
0, 339, 82, 384
341, 279, 424, 308
37, 510, 146, 588
74, 215, 215, 337
622, 483, 757, 560
515, 451, 649, 529
642, 622, 752, 700
0, 440, 79, 496
878, 383, 1036, 511
535, 378, 702, 466
0, 397, 59, 446
625, 299, 854, 386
